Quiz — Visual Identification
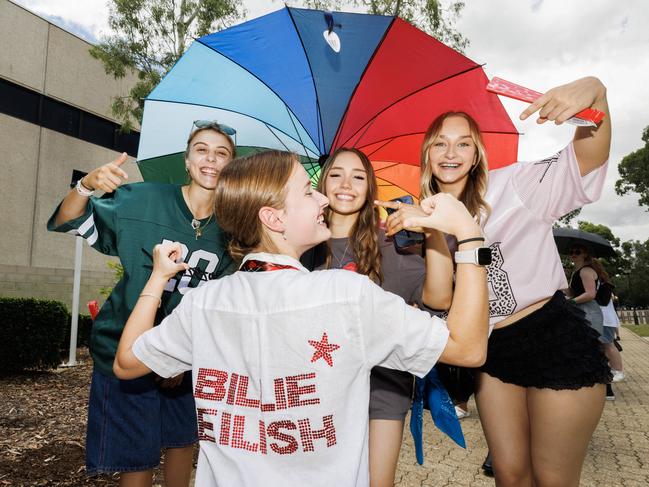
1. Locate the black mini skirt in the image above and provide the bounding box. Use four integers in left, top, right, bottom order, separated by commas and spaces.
480, 291, 612, 390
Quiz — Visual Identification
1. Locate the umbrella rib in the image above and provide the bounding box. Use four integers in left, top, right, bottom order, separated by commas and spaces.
195, 37, 321, 154
330, 16, 397, 151
364, 137, 398, 159
145, 98, 320, 159
264, 123, 291, 152
285, 104, 312, 158
338, 64, 491, 148
286, 7, 326, 153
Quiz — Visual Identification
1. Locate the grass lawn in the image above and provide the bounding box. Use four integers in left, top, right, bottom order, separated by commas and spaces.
623, 324, 649, 337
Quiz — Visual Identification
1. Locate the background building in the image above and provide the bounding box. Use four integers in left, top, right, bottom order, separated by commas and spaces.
0, 0, 142, 308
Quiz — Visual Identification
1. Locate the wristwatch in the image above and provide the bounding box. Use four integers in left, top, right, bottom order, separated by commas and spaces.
454, 247, 492, 266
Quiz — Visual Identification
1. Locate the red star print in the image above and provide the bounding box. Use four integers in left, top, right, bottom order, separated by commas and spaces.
308, 332, 340, 367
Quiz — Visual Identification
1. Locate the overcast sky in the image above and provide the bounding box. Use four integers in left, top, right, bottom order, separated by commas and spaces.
13, 0, 649, 243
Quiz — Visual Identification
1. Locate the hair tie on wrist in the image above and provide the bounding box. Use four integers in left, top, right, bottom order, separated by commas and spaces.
457, 237, 485, 246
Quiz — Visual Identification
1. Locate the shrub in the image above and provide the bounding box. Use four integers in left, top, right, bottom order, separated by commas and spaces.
0, 297, 68, 372
61, 314, 94, 354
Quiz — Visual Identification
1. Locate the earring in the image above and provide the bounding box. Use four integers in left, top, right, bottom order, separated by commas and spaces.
282, 231, 287, 241
185, 166, 189, 173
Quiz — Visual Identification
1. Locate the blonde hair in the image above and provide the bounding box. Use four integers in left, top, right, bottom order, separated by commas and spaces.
317, 148, 383, 284
214, 150, 297, 262
420, 112, 490, 222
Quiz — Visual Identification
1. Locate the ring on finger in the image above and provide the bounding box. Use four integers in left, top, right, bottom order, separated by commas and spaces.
397, 201, 402, 210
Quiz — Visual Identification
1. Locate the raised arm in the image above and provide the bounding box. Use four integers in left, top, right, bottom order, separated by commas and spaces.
375, 200, 453, 310
54, 153, 129, 226
421, 231, 453, 310
402, 194, 489, 367
520, 77, 610, 176
113, 242, 189, 379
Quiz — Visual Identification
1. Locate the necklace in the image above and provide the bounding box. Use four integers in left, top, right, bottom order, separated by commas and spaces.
333, 240, 351, 269
185, 187, 213, 239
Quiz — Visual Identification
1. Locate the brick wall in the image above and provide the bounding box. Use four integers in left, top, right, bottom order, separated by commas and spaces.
0, 264, 114, 310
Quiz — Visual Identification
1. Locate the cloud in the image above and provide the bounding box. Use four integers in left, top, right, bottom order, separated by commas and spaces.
456, 0, 649, 242
12, 0, 110, 38
34, 13, 98, 43
531, 0, 544, 12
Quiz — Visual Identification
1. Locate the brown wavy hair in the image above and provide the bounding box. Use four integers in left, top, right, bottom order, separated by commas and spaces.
420, 112, 490, 223
317, 148, 383, 284
214, 150, 297, 262
572, 245, 610, 283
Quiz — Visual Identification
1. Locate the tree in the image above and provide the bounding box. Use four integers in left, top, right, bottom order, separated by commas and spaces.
577, 220, 620, 248
297, 0, 469, 52
577, 220, 629, 286
553, 208, 582, 228
615, 239, 649, 308
90, 0, 243, 131
615, 125, 649, 210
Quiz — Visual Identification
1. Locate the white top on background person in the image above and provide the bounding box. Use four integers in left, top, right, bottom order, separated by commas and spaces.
601, 299, 620, 327
111, 150, 489, 486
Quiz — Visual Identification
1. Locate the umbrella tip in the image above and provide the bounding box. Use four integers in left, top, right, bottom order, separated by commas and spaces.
318, 154, 330, 168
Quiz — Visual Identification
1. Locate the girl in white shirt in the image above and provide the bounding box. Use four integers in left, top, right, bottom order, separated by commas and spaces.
112, 150, 490, 487
382, 77, 612, 487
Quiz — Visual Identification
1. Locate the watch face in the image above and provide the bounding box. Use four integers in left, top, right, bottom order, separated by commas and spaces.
477, 247, 492, 266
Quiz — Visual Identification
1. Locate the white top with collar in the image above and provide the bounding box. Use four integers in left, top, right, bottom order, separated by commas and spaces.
133, 252, 449, 486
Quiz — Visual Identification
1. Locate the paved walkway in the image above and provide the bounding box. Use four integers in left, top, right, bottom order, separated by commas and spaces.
394, 326, 649, 486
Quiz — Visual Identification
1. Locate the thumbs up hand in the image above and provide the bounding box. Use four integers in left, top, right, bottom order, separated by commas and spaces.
81, 152, 129, 193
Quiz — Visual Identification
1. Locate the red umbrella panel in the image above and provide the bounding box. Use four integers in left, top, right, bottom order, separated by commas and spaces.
331, 18, 519, 202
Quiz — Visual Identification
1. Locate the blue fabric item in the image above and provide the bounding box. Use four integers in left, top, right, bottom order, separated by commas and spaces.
147, 42, 318, 156
199, 9, 323, 153
410, 367, 465, 465
289, 8, 393, 151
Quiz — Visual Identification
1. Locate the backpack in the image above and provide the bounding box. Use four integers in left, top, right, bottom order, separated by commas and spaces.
595, 281, 614, 306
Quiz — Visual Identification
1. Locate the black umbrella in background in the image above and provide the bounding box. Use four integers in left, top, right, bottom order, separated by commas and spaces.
552, 227, 616, 258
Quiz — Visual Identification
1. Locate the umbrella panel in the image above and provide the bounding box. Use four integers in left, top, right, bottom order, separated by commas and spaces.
138, 149, 320, 187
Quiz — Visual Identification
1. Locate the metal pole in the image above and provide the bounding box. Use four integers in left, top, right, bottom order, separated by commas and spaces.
64, 235, 83, 367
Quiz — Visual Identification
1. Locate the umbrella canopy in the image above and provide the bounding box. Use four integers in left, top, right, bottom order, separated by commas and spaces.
552, 227, 616, 259
136, 6, 519, 201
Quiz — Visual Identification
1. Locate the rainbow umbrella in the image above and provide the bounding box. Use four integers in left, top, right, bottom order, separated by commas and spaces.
137, 7, 519, 201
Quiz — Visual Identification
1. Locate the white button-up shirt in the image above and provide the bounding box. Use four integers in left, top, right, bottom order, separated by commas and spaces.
133, 252, 449, 486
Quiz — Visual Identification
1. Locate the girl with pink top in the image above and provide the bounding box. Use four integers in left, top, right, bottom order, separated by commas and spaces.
382, 77, 612, 487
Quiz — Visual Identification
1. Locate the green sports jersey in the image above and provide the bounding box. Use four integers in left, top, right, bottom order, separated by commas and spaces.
48, 182, 235, 377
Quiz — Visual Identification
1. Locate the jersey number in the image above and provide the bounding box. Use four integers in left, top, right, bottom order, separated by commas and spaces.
161, 239, 220, 295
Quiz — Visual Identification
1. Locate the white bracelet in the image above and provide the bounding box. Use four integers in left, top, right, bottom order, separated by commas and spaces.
76, 178, 95, 197
139, 293, 162, 308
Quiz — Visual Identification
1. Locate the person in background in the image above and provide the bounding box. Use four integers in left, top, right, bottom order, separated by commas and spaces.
567, 244, 604, 337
